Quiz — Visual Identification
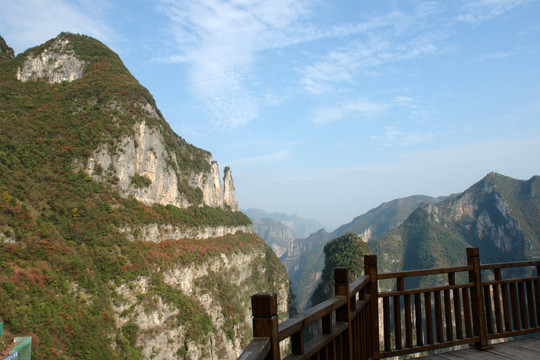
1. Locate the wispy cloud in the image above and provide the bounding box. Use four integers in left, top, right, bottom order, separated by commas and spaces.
0, 0, 113, 54
312, 99, 388, 124
300, 8, 443, 95
455, 0, 527, 24
476, 50, 518, 62
371, 126, 435, 147
157, 0, 314, 129
232, 150, 292, 166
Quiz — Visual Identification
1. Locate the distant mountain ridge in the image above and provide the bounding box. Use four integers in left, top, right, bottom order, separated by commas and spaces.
279, 195, 442, 310
371, 173, 540, 281
243, 208, 326, 238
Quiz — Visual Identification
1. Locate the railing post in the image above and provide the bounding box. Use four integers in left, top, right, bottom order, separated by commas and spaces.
467, 248, 488, 349
365, 254, 380, 360
536, 263, 540, 327
252, 292, 280, 360
335, 267, 353, 359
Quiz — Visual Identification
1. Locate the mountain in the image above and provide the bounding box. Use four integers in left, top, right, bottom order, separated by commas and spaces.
310, 233, 370, 306
371, 172, 540, 286
244, 209, 325, 258
332, 195, 448, 241
281, 195, 441, 311
0, 33, 290, 359
243, 208, 326, 238
248, 217, 295, 257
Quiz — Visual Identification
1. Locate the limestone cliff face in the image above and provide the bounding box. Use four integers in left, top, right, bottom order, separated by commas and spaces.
15, 35, 239, 213
423, 177, 527, 255
251, 218, 296, 258
111, 245, 290, 360
120, 223, 252, 242
16, 37, 85, 83
371, 173, 540, 283
77, 120, 239, 213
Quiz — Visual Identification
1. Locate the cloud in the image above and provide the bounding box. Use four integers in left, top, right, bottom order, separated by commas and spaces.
371, 126, 435, 147
157, 0, 314, 129
232, 150, 292, 166
300, 18, 442, 95
312, 99, 388, 124
0, 0, 113, 54
456, 0, 527, 24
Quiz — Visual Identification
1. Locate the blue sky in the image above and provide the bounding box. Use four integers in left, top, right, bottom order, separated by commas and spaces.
1, 0, 540, 229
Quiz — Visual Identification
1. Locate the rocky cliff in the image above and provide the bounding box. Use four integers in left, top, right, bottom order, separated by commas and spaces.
16, 34, 238, 214
111, 242, 289, 360
0, 33, 290, 360
371, 173, 540, 281
278, 195, 439, 311
250, 217, 296, 257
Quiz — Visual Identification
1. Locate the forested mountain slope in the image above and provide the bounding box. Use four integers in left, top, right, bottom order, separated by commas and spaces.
281, 195, 440, 310
0, 33, 290, 359
371, 173, 540, 284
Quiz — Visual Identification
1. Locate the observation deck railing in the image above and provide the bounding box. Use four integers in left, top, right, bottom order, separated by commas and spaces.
237, 248, 540, 360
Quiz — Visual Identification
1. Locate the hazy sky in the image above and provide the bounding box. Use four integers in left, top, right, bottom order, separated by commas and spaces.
1, 0, 540, 229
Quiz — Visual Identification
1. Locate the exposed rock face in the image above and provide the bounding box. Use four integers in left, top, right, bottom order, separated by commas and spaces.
13, 34, 239, 213
112, 247, 290, 359
251, 218, 296, 257
423, 179, 526, 255
76, 120, 238, 211
222, 167, 238, 211
16, 38, 85, 83
120, 223, 252, 242
371, 173, 540, 284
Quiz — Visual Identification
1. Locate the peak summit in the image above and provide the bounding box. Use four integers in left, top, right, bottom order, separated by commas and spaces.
17, 34, 85, 83
0, 35, 14, 58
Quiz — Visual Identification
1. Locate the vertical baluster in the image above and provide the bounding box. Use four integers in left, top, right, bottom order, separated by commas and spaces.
434, 291, 443, 343
336, 334, 342, 360
526, 280, 537, 328
509, 283, 520, 330
322, 312, 333, 335
425, 292, 433, 344
329, 338, 335, 360
383, 296, 390, 352
462, 287, 472, 338
334, 268, 352, 358
493, 268, 503, 334
394, 278, 403, 350
536, 264, 540, 327
483, 284, 494, 334
449, 273, 463, 339
518, 281, 528, 329
444, 287, 453, 341
291, 330, 304, 355
405, 292, 412, 348
500, 281, 512, 332
415, 293, 423, 346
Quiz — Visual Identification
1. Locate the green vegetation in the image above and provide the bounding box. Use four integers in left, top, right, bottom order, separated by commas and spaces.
311, 233, 369, 306
370, 172, 540, 290
0, 33, 277, 359
130, 174, 152, 188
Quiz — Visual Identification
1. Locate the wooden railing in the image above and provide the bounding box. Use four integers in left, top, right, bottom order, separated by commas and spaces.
238, 248, 540, 359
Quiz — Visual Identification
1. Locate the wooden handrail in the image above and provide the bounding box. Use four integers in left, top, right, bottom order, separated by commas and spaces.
277, 296, 347, 341
238, 248, 540, 360
378, 265, 472, 280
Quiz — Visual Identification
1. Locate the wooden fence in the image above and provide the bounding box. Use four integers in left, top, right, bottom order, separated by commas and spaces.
237, 248, 540, 360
